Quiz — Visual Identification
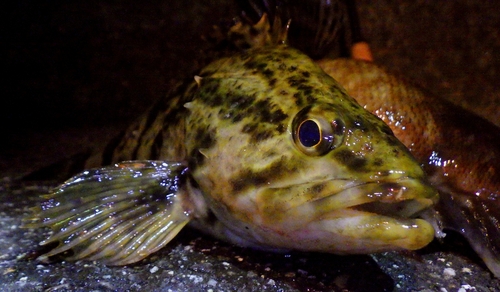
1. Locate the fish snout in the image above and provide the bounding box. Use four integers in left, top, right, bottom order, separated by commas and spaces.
253, 176, 440, 254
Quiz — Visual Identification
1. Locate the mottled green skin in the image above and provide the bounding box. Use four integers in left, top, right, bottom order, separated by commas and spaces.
94, 45, 438, 254
188, 46, 437, 252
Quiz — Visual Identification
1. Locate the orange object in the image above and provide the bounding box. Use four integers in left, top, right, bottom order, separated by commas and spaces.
351, 41, 373, 62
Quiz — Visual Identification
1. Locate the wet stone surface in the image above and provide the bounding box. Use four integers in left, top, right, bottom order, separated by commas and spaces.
3, 0, 500, 291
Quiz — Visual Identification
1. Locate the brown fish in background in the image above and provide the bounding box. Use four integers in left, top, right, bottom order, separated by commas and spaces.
238, 0, 500, 277
319, 58, 500, 277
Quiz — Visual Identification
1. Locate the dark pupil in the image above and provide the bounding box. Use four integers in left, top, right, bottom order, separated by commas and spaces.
299, 120, 321, 147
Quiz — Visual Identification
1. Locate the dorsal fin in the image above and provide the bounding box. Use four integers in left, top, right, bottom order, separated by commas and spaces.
228, 13, 290, 50
236, 0, 365, 59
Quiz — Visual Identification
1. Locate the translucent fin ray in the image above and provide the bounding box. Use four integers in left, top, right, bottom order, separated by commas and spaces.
28, 160, 193, 265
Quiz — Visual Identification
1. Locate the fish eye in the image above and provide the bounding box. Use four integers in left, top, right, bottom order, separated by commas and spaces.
293, 114, 344, 156
292, 106, 346, 156
298, 120, 322, 147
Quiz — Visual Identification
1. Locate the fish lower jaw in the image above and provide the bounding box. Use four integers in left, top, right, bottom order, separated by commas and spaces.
256, 210, 436, 254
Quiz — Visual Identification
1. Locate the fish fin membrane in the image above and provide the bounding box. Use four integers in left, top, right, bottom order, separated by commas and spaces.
236, 0, 356, 59
24, 160, 191, 265
437, 188, 500, 277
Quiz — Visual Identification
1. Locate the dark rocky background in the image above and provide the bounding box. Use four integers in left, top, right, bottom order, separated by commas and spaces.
2, 0, 500, 291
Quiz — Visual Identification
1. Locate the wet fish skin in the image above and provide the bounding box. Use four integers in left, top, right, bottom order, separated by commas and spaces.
26, 44, 439, 265
182, 47, 438, 253
318, 58, 500, 277
238, 0, 500, 277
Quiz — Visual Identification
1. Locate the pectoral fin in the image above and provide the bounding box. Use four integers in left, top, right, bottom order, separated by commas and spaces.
24, 160, 192, 265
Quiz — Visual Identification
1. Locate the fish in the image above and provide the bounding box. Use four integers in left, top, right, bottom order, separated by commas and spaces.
24, 15, 440, 266
238, 0, 500, 277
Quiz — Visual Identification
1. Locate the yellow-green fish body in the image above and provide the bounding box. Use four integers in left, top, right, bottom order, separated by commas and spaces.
26, 44, 439, 265
235, 0, 500, 277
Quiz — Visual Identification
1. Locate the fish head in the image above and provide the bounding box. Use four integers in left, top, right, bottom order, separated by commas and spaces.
185, 46, 439, 254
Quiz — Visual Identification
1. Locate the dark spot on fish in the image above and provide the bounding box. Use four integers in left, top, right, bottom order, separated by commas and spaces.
231, 158, 297, 194
385, 135, 401, 147
268, 78, 277, 87
245, 60, 267, 72
242, 123, 258, 134
199, 79, 224, 107
231, 112, 244, 123
243, 122, 274, 142
287, 76, 306, 87
293, 93, 304, 107
380, 124, 394, 136
298, 84, 313, 96
255, 99, 270, 113
230, 93, 256, 111
301, 71, 311, 78
209, 94, 223, 107
334, 149, 368, 170
353, 118, 367, 132
276, 123, 286, 134
310, 183, 325, 195
263, 69, 274, 79
253, 129, 274, 142
373, 158, 384, 167
220, 108, 244, 122
306, 94, 316, 104
269, 108, 288, 123
231, 175, 267, 194
330, 85, 342, 95
196, 126, 215, 150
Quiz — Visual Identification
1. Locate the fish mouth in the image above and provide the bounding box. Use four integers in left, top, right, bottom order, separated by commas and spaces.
289, 176, 439, 219
301, 177, 439, 252
345, 179, 438, 219
256, 176, 440, 253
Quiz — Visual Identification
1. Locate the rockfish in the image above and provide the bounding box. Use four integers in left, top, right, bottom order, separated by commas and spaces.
25, 20, 440, 266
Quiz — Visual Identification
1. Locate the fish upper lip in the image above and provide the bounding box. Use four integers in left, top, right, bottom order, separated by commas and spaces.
281, 176, 438, 220
326, 177, 438, 218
